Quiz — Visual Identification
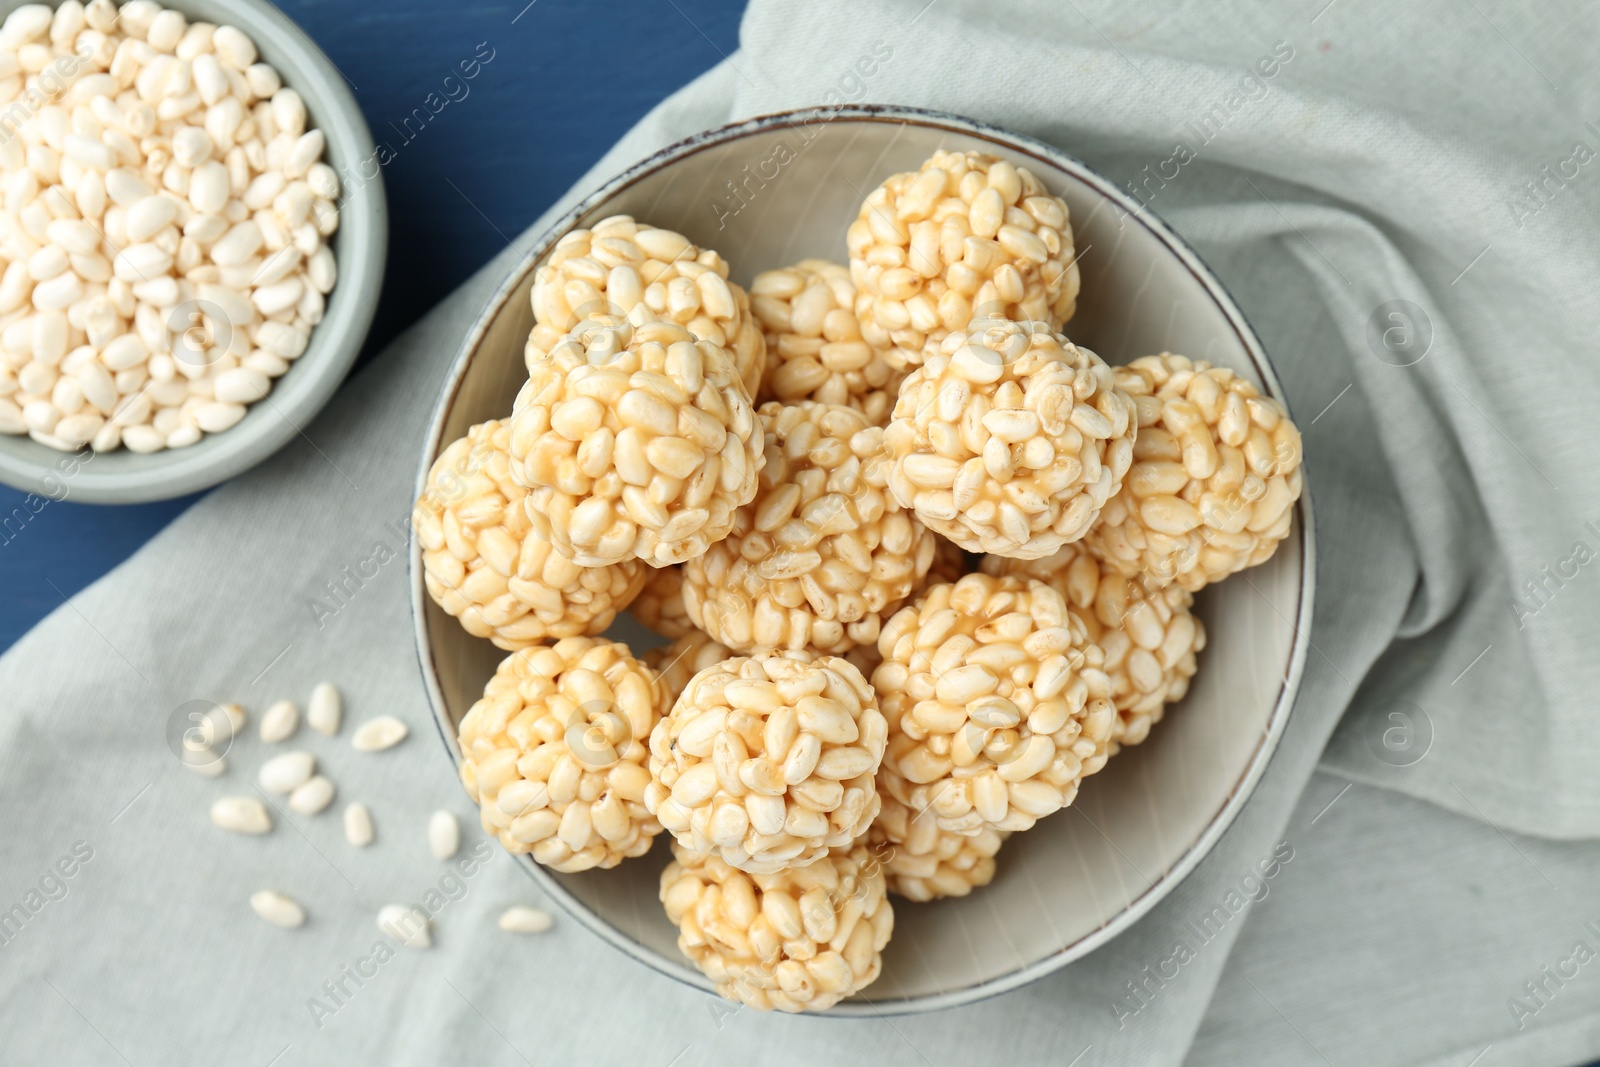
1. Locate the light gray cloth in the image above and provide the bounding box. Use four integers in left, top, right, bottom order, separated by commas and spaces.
3, 2, 1598, 1064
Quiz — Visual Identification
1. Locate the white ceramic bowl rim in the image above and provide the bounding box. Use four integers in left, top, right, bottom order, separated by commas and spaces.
0, 0, 387, 503
410, 104, 1316, 1016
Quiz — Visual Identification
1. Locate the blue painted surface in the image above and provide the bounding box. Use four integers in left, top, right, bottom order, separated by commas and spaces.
0, 0, 747, 652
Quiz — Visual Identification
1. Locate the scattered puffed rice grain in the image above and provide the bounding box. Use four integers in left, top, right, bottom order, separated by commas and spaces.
377, 904, 431, 949
428, 810, 460, 860
186, 753, 228, 778
352, 717, 409, 752
498, 906, 553, 934
307, 682, 342, 736
211, 796, 272, 835
260, 700, 299, 743
288, 775, 335, 815
344, 803, 374, 847
250, 891, 306, 929
200, 703, 244, 748
259, 751, 316, 794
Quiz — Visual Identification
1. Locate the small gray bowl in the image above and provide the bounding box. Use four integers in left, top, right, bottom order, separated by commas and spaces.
0, 0, 386, 503
414, 106, 1315, 1015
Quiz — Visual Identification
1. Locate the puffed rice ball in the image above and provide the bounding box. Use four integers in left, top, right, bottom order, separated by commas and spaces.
683, 401, 934, 655
1082, 353, 1303, 591
873, 573, 1116, 835
982, 544, 1205, 747
526, 215, 764, 397
660, 841, 893, 1012
644, 628, 734, 706
414, 420, 647, 649
646, 650, 886, 874
849, 151, 1081, 369
750, 260, 903, 425
868, 793, 1006, 902
509, 319, 764, 568
458, 638, 668, 872
884, 319, 1135, 559
630, 564, 693, 639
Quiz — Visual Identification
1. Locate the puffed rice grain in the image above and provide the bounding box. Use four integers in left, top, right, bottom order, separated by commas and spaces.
351, 716, 409, 752
219, 703, 247, 736
344, 802, 374, 847
258, 750, 314, 794
498, 906, 553, 934
250, 890, 306, 929
429, 809, 461, 860
259, 699, 298, 743
185, 753, 227, 777
377, 904, 431, 949
211, 795, 271, 835
287, 774, 335, 815
307, 682, 341, 736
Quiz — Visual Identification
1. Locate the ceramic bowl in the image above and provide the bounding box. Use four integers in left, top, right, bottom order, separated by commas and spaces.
412, 105, 1314, 1015
0, 0, 386, 503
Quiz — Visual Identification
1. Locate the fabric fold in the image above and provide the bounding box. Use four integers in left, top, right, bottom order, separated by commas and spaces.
3, 1, 1599, 1063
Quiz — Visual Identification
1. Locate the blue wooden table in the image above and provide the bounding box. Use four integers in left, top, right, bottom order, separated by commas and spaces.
0, 0, 747, 652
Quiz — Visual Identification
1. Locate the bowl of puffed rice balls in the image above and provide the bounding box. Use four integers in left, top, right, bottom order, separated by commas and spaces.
0, 0, 386, 503
411, 106, 1315, 1015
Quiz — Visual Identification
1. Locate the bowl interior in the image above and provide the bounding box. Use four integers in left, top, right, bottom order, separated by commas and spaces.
417, 111, 1308, 1014
0, 0, 385, 503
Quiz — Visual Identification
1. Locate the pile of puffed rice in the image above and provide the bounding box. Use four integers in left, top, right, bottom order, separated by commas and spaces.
417, 148, 1303, 1013
0, 0, 339, 455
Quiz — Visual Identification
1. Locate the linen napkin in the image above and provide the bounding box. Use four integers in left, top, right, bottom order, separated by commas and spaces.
4, 1, 1599, 1064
